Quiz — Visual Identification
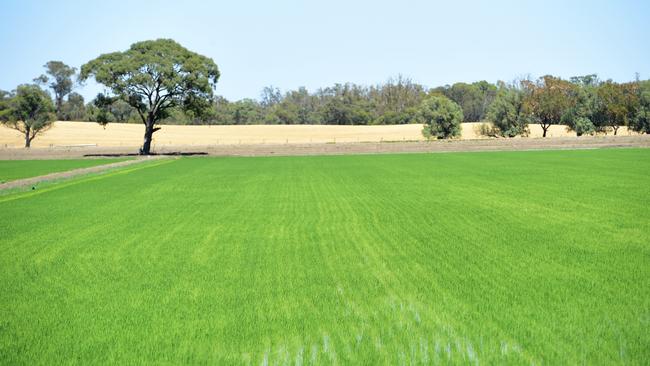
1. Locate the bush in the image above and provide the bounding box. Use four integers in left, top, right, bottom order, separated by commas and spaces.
419, 95, 463, 139
486, 87, 529, 137
571, 117, 596, 136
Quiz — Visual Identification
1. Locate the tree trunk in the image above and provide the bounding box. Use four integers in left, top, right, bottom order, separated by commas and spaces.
613, 125, 619, 135
140, 123, 154, 155
56, 96, 63, 116
24, 127, 31, 148
140, 115, 161, 155
542, 124, 549, 138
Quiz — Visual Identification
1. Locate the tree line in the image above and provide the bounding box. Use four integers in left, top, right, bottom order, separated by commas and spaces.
1, 39, 648, 153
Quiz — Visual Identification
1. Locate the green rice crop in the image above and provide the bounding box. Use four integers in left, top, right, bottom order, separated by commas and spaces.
0, 149, 648, 364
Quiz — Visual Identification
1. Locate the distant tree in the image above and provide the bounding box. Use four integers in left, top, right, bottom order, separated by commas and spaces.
80, 39, 220, 154
622, 82, 641, 133
474, 80, 498, 120
60, 92, 86, 121
83, 102, 100, 122
569, 74, 600, 87
374, 108, 419, 125
260, 86, 282, 108
632, 105, 650, 134
630, 80, 650, 134
438, 81, 497, 122
562, 79, 597, 136
265, 101, 299, 124
209, 96, 233, 124
0, 89, 11, 118
322, 97, 371, 125
92, 93, 116, 126
160, 106, 193, 125
523, 76, 576, 137
231, 99, 263, 124
110, 99, 136, 122
563, 115, 595, 136
319, 83, 372, 125
283, 87, 321, 124
419, 95, 463, 139
1, 84, 55, 147
485, 81, 529, 137
597, 81, 637, 135
34, 61, 76, 117
370, 75, 425, 121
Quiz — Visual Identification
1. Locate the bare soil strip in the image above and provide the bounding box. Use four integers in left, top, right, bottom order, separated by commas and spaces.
1, 135, 648, 160
0, 157, 167, 191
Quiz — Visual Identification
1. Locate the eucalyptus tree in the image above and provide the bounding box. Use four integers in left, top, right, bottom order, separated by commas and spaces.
319, 83, 372, 125
562, 75, 603, 136
523, 76, 576, 137
80, 39, 220, 154
1, 84, 55, 148
630, 80, 650, 134
34, 61, 77, 116
597, 81, 637, 135
260, 86, 282, 108
60, 92, 86, 121
370, 75, 425, 118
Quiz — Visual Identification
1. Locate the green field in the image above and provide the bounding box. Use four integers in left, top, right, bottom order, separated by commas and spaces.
0, 158, 130, 183
1, 149, 649, 364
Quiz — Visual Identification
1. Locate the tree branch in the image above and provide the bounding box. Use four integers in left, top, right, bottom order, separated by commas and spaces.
135, 108, 147, 125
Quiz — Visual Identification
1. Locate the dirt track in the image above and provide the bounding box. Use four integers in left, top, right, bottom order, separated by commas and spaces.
1, 135, 648, 160
0, 157, 166, 191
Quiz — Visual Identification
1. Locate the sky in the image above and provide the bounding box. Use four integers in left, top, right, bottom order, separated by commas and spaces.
1, 0, 648, 102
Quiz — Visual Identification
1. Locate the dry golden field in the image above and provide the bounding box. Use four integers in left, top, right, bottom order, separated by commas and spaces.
0, 121, 638, 148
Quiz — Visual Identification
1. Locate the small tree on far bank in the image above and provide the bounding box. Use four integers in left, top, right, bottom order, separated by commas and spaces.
596, 81, 622, 135
561, 81, 599, 136
484, 81, 530, 137
523, 76, 575, 138
630, 80, 650, 134
597, 81, 638, 135
0, 84, 55, 148
419, 95, 463, 139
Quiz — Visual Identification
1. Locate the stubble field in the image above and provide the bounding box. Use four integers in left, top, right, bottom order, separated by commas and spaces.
0, 121, 638, 148
0, 148, 649, 364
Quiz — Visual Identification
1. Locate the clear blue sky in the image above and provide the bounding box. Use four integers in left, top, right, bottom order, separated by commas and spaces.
1, 0, 648, 102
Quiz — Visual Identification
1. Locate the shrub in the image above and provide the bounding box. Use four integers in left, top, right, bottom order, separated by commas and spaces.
419, 95, 463, 139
